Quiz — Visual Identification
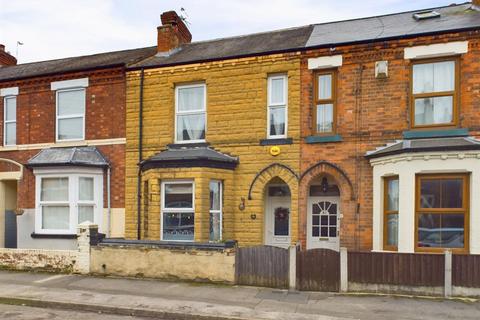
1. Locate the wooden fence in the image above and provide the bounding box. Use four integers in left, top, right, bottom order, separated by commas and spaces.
452, 254, 480, 288
348, 251, 445, 287
235, 245, 289, 289
297, 248, 339, 292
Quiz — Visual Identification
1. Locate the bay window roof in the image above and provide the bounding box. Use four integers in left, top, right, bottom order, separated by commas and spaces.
366, 137, 480, 159
27, 146, 109, 168
141, 145, 239, 170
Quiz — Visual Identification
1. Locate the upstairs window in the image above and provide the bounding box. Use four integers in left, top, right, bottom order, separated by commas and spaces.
56, 88, 86, 141
3, 96, 16, 146
267, 74, 287, 139
175, 84, 206, 143
412, 60, 457, 127
314, 71, 336, 134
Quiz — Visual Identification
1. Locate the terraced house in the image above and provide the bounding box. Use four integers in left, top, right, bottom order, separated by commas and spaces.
125, 11, 307, 246
299, 2, 480, 254
0, 44, 155, 249
126, 2, 480, 255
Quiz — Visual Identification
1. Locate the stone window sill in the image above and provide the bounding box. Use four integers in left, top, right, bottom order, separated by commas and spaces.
403, 128, 468, 139
305, 134, 342, 144
259, 138, 293, 146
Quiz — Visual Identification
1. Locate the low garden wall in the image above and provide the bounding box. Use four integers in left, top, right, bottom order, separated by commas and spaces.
90, 239, 236, 283
0, 248, 78, 273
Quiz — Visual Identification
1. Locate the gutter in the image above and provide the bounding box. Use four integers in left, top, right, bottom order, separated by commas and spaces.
137, 68, 145, 240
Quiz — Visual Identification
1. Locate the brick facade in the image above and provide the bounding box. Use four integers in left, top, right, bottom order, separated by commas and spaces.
299, 30, 480, 251
0, 67, 127, 240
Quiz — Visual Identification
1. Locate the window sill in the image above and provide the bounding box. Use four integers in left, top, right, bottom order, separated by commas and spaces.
30, 233, 77, 239
305, 134, 342, 144
259, 138, 293, 146
403, 128, 468, 139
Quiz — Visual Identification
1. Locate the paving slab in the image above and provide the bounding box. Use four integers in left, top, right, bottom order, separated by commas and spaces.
0, 271, 478, 320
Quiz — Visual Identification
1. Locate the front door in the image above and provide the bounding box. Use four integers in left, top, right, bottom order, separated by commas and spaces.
265, 185, 291, 248
307, 196, 340, 251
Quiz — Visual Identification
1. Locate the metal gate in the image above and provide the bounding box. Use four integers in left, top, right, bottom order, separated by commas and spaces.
296, 248, 339, 292
235, 245, 289, 289
5, 210, 17, 248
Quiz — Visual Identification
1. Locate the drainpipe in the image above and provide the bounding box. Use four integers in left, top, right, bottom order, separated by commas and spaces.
106, 165, 111, 238
137, 68, 145, 240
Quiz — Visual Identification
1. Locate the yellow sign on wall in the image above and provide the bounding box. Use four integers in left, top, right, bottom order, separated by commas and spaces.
270, 146, 281, 156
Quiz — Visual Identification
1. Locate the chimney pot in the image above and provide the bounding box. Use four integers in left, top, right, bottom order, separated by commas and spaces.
157, 11, 192, 53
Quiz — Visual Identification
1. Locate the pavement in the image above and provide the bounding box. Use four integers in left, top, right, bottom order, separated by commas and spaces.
0, 270, 478, 320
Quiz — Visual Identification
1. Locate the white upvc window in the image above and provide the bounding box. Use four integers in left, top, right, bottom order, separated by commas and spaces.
35, 169, 103, 234
3, 96, 16, 146
175, 83, 206, 143
209, 180, 222, 242
56, 88, 86, 142
161, 180, 195, 241
267, 74, 287, 139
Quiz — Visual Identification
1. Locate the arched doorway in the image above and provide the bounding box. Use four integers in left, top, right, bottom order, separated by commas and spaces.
0, 158, 22, 248
307, 175, 340, 251
264, 177, 291, 248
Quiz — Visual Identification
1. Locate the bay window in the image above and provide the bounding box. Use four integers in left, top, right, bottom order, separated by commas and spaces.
3, 96, 16, 146
175, 84, 206, 143
412, 59, 457, 127
267, 74, 287, 138
35, 171, 103, 234
162, 181, 195, 241
209, 180, 222, 241
384, 176, 399, 251
56, 88, 86, 141
314, 71, 336, 134
416, 174, 469, 252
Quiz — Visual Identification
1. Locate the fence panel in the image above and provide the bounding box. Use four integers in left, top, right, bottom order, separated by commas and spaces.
453, 254, 480, 288
235, 245, 289, 289
348, 252, 444, 287
296, 248, 340, 292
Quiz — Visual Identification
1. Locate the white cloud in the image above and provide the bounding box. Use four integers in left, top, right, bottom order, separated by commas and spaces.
0, 0, 450, 63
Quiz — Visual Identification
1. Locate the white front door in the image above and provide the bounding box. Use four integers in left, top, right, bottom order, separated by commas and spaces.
265, 187, 291, 248
307, 196, 340, 251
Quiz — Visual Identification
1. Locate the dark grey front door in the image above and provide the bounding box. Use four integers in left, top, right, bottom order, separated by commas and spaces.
5, 210, 17, 248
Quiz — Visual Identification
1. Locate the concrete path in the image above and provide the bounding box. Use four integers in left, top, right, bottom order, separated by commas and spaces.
0, 270, 478, 319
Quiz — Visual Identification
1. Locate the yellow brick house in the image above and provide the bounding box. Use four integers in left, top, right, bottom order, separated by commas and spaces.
124, 12, 312, 246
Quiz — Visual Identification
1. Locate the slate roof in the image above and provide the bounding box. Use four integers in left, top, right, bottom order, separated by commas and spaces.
129, 25, 314, 68
1, 3, 479, 80
141, 146, 239, 170
365, 137, 480, 159
132, 2, 480, 69
306, 3, 480, 48
27, 146, 109, 167
0, 46, 156, 82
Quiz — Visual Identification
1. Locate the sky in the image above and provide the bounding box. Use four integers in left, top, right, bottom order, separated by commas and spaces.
0, 0, 457, 64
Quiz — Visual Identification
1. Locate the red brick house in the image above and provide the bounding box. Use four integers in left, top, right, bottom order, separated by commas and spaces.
0, 45, 155, 249
299, 2, 480, 254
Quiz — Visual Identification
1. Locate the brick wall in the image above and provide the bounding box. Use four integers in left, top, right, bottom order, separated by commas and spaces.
299, 31, 480, 251
0, 67, 127, 210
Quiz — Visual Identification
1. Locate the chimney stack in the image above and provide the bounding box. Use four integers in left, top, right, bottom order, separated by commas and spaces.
157, 11, 192, 53
0, 45, 17, 67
